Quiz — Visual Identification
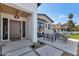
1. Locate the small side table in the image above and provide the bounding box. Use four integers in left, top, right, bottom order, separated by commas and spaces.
0, 43, 6, 56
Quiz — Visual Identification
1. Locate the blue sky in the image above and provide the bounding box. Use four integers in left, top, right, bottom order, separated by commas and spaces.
38, 3, 79, 25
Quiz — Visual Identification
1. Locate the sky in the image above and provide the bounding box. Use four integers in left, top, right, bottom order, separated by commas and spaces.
38, 3, 79, 25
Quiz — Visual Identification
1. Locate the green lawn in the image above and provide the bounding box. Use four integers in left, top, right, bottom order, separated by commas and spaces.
69, 34, 79, 40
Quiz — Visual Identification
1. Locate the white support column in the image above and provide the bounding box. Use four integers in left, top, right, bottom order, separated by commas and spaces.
1, 17, 3, 41
32, 13, 38, 44
0, 14, 1, 41
8, 19, 10, 40
21, 21, 23, 40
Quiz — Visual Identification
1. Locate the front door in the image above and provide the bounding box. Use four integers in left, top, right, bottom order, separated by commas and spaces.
10, 20, 21, 41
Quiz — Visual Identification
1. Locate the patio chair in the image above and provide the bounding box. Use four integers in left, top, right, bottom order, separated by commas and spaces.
43, 34, 53, 42
52, 32, 59, 41
43, 34, 48, 40
57, 33, 68, 43
47, 34, 53, 42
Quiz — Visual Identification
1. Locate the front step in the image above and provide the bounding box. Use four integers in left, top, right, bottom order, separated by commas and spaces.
6, 47, 32, 56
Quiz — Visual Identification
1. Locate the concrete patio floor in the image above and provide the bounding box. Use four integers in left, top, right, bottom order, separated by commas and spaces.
2, 39, 33, 55
35, 45, 63, 56
38, 37, 78, 56
1, 38, 79, 56
1, 38, 65, 56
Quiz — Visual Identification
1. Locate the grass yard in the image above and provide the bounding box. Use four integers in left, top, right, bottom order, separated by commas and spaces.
69, 34, 79, 40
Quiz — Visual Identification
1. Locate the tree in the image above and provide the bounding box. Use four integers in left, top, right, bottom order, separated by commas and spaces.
67, 13, 75, 31
68, 13, 74, 20
75, 25, 79, 31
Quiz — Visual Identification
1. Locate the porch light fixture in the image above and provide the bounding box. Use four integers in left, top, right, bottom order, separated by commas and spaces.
14, 10, 19, 19
14, 15, 19, 19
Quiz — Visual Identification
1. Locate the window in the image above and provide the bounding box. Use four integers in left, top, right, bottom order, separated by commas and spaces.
48, 24, 51, 30
3, 18, 8, 40
37, 22, 44, 32
38, 22, 44, 29
45, 24, 47, 28
22, 21, 25, 37
37, 22, 44, 37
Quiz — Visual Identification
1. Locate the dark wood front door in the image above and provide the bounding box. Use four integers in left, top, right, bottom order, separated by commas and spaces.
10, 20, 21, 41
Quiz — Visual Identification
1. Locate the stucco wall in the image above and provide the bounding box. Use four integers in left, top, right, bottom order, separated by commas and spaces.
25, 15, 32, 40
38, 15, 53, 24
0, 13, 1, 40
38, 15, 53, 34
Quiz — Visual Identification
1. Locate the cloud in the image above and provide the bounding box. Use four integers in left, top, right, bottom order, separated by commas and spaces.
58, 15, 66, 19
51, 14, 67, 24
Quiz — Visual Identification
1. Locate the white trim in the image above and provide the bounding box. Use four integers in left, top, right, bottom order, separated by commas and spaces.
21, 21, 22, 39
1, 14, 3, 41
1, 18, 10, 41
8, 19, 10, 41
21, 21, 26, 40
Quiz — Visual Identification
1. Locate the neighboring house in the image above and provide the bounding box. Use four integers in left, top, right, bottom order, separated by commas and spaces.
53, 23, 69, 32
0, 3, 37, 43
53, 23, 62, 32
61, 25, 69, 31
37, 14, 54, 37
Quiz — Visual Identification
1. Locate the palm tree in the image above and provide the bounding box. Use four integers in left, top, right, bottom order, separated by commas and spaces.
68, 13, 74, 20
67, 13, 75, 31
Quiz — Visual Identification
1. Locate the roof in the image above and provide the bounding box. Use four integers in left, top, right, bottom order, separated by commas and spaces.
38, 14, 54, 23
37, 3, 41, 7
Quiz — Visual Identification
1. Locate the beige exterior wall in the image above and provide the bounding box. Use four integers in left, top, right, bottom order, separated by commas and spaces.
0, 12, 32, 41
38, 15, 53, 34
44, 23, 53, 34
25, 15, 32, 40
38, 15, 52, 24
0, 13, 1, 40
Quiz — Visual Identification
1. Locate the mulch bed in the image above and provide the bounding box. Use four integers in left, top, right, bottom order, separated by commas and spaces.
61, 52, 74, 56
30, 41, 46, 49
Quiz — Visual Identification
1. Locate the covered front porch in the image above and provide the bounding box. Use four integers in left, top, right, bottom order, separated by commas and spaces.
0, 3, 34, 42
0, 3, 37, 55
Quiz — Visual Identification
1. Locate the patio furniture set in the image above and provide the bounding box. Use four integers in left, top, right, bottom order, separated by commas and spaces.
42, 33, 68, 43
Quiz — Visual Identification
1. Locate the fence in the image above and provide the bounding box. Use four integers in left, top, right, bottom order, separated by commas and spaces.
59, 31, 79, 35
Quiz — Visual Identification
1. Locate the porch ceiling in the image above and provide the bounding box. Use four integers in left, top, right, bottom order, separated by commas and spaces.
0, 3, 31, 18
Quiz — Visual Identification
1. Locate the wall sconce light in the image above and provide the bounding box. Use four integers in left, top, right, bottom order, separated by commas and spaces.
14, 10, 19, 19
14, 15, 19, 19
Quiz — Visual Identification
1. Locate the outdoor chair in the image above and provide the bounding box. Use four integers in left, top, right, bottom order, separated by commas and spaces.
52, 33, 59, 41
57, 33, 68, 43
43, 34, 53, 42
43, 34, 48, 40
47, 34, 53, 42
